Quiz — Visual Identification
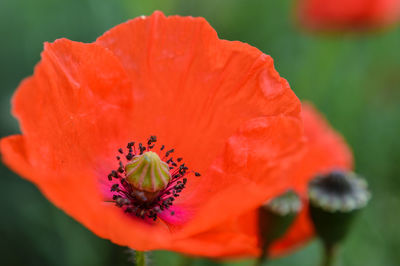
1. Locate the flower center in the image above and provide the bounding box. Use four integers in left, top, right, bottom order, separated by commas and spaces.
106, 136, 200, 221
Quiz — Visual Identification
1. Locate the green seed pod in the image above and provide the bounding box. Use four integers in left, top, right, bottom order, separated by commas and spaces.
309, 171, 371, 247
125, 151, 171, 193
258, 190, 302, 259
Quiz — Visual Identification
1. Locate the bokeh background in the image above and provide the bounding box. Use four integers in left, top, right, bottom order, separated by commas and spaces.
1, 0, 399, 265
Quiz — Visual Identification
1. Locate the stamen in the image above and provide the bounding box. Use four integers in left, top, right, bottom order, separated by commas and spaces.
105, 136, 199, 221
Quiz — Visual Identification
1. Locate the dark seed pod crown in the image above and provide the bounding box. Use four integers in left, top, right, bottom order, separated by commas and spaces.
309, 170, 370, 213
309, 170, 371, 247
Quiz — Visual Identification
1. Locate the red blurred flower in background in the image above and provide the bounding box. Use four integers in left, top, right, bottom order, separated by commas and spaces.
0, 12, 305, 257
180, 103, 353, 258
297, 0, 400, 31
268, 103, 353, 256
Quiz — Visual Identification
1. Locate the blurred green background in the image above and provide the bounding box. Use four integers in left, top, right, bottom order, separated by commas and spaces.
1, 0, 399, 265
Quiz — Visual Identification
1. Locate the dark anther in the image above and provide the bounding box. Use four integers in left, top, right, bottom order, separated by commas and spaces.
160, 145, 165, 151
139, 143, 146, 155
111, 184, 119, 191
118, 167, 124, 173
165, 149, 175, 157
111, 170, 118, 178
126, 153, 134, 160
148, 135, 157, 145
177, 158, 182, 162
127, 142, 134, 149
116, 156, 120, 160
195, 172, 201, 177
170, 211, 175, 215
118, 148, 123, 154
116, 197, 129, 207
107, 174, 113, 181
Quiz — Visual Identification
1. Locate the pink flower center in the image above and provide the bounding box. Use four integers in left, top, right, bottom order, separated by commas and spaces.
106, 136, 200, 221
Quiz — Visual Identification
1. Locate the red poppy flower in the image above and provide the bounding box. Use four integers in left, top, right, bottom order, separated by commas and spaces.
0, 11, 304, 257
178, 103, 353, 258
297, 0, 400, 31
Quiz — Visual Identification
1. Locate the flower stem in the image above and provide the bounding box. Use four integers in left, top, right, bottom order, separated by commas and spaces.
321, 244, 338, 266
135, 250, 146, 266
255, 249, 269, 266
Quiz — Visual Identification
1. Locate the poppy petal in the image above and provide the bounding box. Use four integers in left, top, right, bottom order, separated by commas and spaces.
1, 135, 31, 180
3, 39, 182, 250
179, 115, 304, 236
12, 39, 135, 174
170, 218, 258, 258
292, 103, 353, 195
97, 11, 303, 236
96, 11, 300, 173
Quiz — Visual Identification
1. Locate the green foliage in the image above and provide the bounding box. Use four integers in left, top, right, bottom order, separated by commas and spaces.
1, 0, 399, 265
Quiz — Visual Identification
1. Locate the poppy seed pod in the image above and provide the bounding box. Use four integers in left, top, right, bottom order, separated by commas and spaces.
309, 171, 371, 247
258, 190, 302, 258
125, 151, 171, 193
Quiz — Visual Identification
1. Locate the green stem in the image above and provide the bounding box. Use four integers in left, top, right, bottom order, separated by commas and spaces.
135, 250, 146, 266
321, 244, 338, 266
255, 257, 268, 266
255, 249, 269, 266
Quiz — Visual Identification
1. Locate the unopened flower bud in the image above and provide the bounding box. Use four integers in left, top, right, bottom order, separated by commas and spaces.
258, 190, 302, 260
